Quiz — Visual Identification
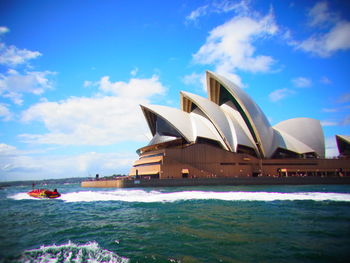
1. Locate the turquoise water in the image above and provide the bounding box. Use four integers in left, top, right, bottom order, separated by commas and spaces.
1, 184, 350, 262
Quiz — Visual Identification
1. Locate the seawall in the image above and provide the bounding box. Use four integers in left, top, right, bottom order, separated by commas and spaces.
81, 176, 350, 188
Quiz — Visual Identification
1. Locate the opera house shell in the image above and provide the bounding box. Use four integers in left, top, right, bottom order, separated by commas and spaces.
129, 71, 349, 179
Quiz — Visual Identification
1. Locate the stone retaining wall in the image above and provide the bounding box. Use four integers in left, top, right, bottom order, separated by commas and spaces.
81, 176, 350, 188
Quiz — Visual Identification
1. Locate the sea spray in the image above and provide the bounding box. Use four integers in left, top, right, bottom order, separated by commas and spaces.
18, 241, 129, 263
9, 189, 350, 203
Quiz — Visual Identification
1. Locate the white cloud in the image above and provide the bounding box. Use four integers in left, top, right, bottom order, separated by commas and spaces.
130, 67, 139, 76
297, 21, 350, 57
185, 0, 250, 23
321, 120, 338, 126
0, 43, 42, 66
186, 5, 209, 23
268, 88, 294, 102
0, 69, 55, 105
20, 96, 147, 145
182, 71, 244, 91
83, 80, 93, 87
308, 1, 337, 27
292, 1, 350, 57
291, 77, 312, 88
0, 143, 17, 155
0, 103, 12, 121
213, 0, 250, 14
0, 143, 42, 181
193, 9, 278, 79
0, 26, 9, 35
0, 143, 136, 181
20, 75, 165, 146
182, 72, 206, 90
97, 75, 165, 98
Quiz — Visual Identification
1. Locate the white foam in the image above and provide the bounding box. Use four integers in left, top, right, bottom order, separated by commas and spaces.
60, 190, 350, 203
9, 192, 36, 200
9, 189, 350, 203
19, 240, 129, 263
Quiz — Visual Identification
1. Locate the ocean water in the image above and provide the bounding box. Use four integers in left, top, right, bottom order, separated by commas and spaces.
1, 184, 350, 263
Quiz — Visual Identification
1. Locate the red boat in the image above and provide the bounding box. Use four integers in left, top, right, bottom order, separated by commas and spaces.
27, 189, 61, 199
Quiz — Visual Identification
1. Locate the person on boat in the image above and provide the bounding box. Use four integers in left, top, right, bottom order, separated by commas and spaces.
43, 189, 58, 196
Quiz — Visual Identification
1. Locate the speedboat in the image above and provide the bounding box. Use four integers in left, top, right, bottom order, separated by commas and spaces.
27, 189, 61, 199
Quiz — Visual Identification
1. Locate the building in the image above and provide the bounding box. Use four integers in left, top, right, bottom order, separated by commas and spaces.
129, 71, 350, 179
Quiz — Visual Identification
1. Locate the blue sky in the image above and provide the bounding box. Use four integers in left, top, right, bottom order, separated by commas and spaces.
0, 0, 349, 181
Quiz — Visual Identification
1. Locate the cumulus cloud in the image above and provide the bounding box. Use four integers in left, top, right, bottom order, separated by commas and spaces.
268, 88, 294, 102
0, 27, 54, 106
297, 22, 350, 57
97, 75, 165, 98
0, 143, 136, 181
0, 43, 42, 66
20, 96, 147, 145
213, 0, 250, 14
20, 75, 166, 146
292, 1, 350, 57
0, 143, 42, 181
192, 8, 278, 82
0, 69, 56, 105
0, 103, 12, 121
185, 0, 250, 23
291, 77, 312, 88
130, 67, 139, 76
182, 72, 207, 91
307, 1, 338, 27
0, 26, 9, 35
186, 5, 209, 23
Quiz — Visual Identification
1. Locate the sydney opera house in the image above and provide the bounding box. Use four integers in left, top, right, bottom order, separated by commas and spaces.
129, 71, 350, 179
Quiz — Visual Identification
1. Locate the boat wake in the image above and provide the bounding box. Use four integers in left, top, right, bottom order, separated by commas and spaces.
9, 189, 350, 203
18, 241, 129, 263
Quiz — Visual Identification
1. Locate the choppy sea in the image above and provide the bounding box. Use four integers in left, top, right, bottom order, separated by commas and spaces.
1, 183, 350, 262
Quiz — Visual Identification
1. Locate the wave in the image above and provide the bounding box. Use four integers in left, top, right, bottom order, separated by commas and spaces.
9, 189, 350, 203
18, 241, 129, 263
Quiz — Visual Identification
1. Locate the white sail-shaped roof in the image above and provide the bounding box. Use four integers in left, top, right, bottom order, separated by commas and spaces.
273, 118, 325, 158
274, 129, 315, 154
220, 102, 257, 152
206, 71, 276, 158
139, 71, 325, 159
140, 104, 195, 143
180, 91, 234, 151
190, 108, 229, 150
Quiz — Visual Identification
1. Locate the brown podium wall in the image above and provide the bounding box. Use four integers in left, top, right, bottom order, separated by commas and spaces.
129, 143, 350, 179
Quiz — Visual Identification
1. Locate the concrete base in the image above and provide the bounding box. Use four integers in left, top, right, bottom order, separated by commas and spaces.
81, 176, 350, 188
